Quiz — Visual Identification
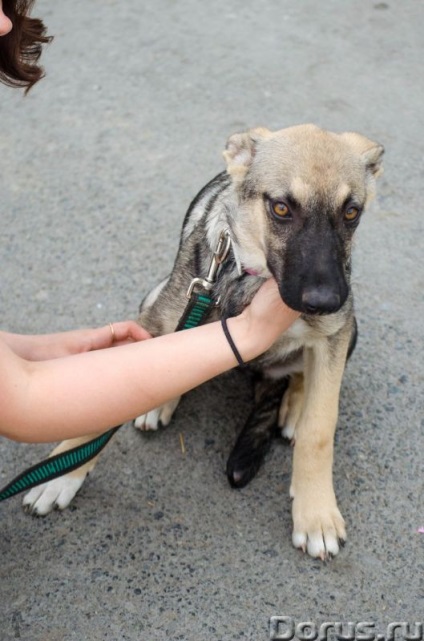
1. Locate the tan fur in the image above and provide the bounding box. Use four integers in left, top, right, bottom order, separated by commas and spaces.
221, 125, 383, 558
289, 323, 353, 558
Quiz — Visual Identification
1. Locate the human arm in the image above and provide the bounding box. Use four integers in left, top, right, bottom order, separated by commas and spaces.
0, 279, 300, 443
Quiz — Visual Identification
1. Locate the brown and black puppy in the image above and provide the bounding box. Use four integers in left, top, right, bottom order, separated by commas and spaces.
23, 125, 383, 560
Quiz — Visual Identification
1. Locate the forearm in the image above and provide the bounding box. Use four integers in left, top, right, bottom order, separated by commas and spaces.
0, 330, 89, 360
1, 278, 300, 444
2, 314, 275, 443
0, 331, 44, 359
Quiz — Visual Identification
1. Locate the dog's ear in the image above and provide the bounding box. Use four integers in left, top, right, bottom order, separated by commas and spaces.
341, 132, 385, 178
223, 127, 272, 179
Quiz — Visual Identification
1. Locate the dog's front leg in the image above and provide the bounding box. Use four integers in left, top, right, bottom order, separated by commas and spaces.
22, 435, 100, 516
290, 331, 350, 559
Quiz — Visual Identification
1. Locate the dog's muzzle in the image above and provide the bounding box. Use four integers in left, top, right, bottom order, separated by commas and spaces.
301, 286, 341, 315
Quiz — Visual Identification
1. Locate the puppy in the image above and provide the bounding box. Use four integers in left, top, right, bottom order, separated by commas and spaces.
23, 125, 383, 560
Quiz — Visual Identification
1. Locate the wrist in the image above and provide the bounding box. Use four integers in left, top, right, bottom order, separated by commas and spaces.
221, 317, 246, 367
224, 313, 272, 364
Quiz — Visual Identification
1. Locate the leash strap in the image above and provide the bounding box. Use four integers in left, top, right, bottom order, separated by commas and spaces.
175, 292, 214, 331
0, 426, 120, 502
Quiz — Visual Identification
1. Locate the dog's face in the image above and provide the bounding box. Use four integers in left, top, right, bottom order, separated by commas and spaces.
223, 124, 384, 314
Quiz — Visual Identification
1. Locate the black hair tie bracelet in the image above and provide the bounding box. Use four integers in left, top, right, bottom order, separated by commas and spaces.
221, 317, 246, 368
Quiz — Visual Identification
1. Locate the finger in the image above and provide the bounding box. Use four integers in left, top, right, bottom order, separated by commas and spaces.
110, 321, 152, 344
127, 323, 152, 341
260, 279, 299, 316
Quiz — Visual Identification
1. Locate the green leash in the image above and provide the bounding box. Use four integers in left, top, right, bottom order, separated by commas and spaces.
0, 231, 231, 503
175, 292, 214, 331
0, 427, 120, 502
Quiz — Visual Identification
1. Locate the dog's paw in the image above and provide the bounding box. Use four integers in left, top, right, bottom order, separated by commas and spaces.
279, 374, 304, 443
134, 397, 180, 431
226, 423, 276, 488
22, 471, 88, 516
290, 485, 346, 559
226, 443, 268, 489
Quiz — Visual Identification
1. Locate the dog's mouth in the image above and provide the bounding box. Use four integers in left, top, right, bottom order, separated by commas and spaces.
244, 267, 261, 277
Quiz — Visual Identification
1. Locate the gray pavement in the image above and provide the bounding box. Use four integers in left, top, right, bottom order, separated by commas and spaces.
0, 1, 423, 639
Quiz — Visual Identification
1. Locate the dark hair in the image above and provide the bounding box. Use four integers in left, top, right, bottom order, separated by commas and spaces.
0, 0, 52, 92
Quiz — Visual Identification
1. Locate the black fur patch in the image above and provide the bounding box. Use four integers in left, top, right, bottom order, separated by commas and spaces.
227, 377, 289, 488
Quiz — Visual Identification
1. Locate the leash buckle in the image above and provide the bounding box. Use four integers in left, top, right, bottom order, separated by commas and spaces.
186, 229, 231, 299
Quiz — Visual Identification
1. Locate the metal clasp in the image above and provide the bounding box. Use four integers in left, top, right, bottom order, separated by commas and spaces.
186, 229, 232, 299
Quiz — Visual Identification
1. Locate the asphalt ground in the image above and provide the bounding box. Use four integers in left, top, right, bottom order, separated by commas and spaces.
0, 1, 423, 640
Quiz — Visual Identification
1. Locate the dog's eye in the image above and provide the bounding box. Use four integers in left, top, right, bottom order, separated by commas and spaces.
272, 201, 291, 218
344, 206, 361, 223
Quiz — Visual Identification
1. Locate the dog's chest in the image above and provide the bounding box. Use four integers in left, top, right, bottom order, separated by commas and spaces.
254, 318, 311, 377
254, 314, 345, 378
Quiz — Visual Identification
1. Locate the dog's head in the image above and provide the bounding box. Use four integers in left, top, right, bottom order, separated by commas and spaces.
223, 124, 384, 315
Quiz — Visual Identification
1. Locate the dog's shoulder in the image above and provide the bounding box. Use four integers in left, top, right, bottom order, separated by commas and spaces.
182, 171, 232, 243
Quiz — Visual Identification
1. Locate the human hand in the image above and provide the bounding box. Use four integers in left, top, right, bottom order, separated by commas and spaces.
55, 321, 152, 357
1, 321, 152, 361
239, 279, 300, 351
85, 321, 152, 351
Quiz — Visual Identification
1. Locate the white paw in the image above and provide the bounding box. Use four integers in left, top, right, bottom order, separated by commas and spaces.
291, 486, 346, 559
134, 397, 180, 431
281, 416, 297, 442
22, 473, 87, 516
292, 524, 343, 559
279, 374, 304, 443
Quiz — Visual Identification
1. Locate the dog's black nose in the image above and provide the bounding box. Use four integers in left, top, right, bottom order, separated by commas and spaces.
301, 287, 341, 314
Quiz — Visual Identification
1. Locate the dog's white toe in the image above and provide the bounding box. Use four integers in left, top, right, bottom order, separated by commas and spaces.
23, 474, 86, 516
321, 531, 341, 557
134, 397, 181, 431
134, 408, 162, 431
281, 421, 296, 442
291, 487, 346, 559
292, 530, 307, 552
279, 374, 304, 443
304, 532, 326, 559
292, 525, 343, 560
